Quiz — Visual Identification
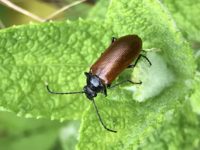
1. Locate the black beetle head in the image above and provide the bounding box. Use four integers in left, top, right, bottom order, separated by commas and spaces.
83, 72, 105, 100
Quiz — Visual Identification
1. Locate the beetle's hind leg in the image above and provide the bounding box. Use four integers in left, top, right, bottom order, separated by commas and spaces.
127, 54, 151, 68
102, 84, 107, 96
108, 80, 142, 89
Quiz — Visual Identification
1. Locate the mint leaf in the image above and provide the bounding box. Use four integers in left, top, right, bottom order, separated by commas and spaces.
0, 20, 114, 120
106, 0, 195, 77
138, 101, 200, 150
0, 0, 198, 149
77, 0, 196, 149
162, 0, 200, 43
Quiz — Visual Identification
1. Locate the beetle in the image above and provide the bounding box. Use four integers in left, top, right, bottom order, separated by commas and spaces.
46, 34, 151, 133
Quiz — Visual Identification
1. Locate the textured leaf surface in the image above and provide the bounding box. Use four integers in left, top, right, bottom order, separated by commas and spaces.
0, 0, 198, 149
0, 20, 113, 120
106, 0, 195, 77
190, 72, 200, 115
77, 0, 196, 149
137, 101, 200, 150
162, 0, 200, 42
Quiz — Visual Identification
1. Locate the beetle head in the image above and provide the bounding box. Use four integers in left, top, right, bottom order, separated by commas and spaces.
83, 72, 106, 100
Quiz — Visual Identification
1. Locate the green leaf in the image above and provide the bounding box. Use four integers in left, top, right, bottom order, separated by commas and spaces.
0, 0, 198, 149
196, 50, 200, 70
88, 0, 110, 20
77, 0, 196, 149
0, 112, 61, 150
106, 0, 195, 77
190, 72, 200, 114
137, 100, 200, 150
0, 20, 114, 120
162, 0, 200, 43
59, 121, 80, 150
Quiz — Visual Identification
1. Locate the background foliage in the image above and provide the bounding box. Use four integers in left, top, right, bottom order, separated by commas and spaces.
0, 0, 199, 149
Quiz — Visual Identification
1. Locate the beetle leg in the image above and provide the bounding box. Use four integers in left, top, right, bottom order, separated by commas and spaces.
111, 37, 117, 43
127, 54, 152, 68
102, 84, 107, 96
108, 80, 142, 89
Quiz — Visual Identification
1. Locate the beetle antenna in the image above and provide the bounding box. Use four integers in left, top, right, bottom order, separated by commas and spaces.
91, 99, 117, 133
45, 82, 85, 94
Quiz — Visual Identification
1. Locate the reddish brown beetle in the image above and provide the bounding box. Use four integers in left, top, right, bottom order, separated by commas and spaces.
46, 35, 151, 133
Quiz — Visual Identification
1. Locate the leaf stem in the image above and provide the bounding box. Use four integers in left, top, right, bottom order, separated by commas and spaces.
0, 0, 45, 22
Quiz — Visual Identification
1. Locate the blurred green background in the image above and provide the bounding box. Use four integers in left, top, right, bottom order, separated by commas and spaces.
0, 0, 95, 150
0, 0, 94, 27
